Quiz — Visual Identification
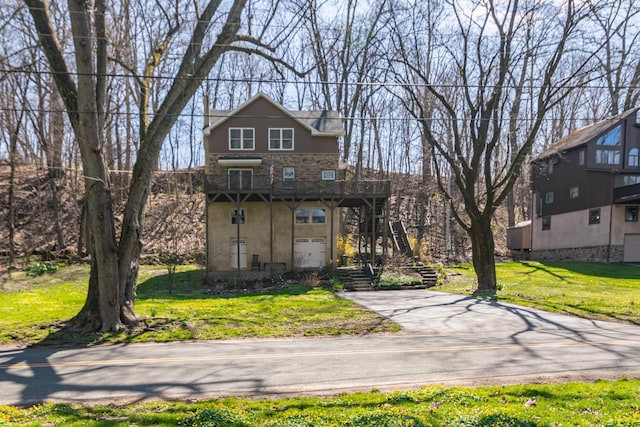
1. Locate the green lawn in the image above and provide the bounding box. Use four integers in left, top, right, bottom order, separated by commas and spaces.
2, 261, 640, 425
1, 378, 639, 426
438, 261, 640, 324
0, 264, 398, 346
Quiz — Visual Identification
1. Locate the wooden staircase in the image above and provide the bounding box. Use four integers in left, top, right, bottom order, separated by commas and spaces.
390, 220, 413, 258
337, 267, 374, 291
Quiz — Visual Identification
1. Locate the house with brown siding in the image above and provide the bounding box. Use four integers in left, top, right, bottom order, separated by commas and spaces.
203, 93, 391, 272
530, 108, 640, 262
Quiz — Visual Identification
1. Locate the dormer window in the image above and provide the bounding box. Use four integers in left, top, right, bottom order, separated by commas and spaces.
269, 128, 294, 150
229, 128, 254, 150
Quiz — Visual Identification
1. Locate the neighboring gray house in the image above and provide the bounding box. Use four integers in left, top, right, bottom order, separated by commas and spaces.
530, 108, 640, 263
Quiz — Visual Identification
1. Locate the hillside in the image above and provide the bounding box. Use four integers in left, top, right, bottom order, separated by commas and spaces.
0, 163, 510, 270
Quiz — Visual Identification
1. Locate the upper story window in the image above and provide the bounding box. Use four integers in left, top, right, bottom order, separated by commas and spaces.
595, 149, 621, 165
545, 191, 554, 204
283, 167, 295, 189
594, 126, 621, 166
229, 128, 254, 150
596, 126, 621, 146
578, 149, 585, 166
569, 185, 579, 199
269, 128, 294, 150
629, 148, 639, 167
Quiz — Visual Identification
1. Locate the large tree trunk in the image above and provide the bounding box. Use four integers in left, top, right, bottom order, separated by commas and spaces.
68, 0, 121, 332
469, 216, 497, 292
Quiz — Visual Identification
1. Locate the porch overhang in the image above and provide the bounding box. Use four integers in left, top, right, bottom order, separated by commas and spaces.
217, 157, 263, 167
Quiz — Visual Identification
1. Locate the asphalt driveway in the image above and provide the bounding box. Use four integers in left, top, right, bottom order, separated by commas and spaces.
340, 289, 636, 335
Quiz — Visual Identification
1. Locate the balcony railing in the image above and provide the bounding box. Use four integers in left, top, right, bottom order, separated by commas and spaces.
205, 174, 391, 198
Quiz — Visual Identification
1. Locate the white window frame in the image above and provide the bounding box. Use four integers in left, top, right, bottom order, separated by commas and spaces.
283, 167, 295, 189
231, 209, 246, 224
229, 128, 255, 151
269, 128, 294, 151
311, 208, 326, 224
321, 170, 336, 180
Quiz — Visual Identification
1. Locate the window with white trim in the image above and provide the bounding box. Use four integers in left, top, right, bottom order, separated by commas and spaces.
269, 128, 294, 150
311, 208, 326, 224
295, 208, 326, 224
231, 209, 245, 224
229, 128, 254, 150
295, 208, 310, 224
283, 167, 295, 189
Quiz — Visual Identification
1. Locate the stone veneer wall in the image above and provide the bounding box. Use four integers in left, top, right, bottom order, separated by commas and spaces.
530, 245, 624, 263
207, 153, 339, 182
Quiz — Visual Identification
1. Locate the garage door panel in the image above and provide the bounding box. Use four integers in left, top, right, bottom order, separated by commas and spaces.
294, 237, 326, 268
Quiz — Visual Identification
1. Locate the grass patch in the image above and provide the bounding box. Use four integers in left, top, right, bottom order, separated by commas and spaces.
439, 261, 640, 324
1, 379, 639, 426
0, 264, 399, 346
373, 271, 423, 289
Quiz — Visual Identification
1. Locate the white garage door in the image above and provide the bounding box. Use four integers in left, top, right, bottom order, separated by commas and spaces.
294, 237, 326, 268
623, 234, 640, 263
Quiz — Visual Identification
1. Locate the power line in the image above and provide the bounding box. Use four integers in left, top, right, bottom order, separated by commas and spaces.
0, 67, 635, 91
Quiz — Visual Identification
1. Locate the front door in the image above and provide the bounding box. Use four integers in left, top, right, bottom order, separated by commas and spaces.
228, 169, 253, 190
230, 239, 247, 269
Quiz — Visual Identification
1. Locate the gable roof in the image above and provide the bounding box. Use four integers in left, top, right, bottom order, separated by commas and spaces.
534, 107, 639, 161
203, 92, 345, 137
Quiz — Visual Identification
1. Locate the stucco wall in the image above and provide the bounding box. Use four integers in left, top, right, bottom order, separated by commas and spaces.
207, 200, 338, 271
531, 203, 612, 251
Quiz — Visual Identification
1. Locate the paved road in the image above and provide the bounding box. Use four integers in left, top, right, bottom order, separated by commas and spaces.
1, 290, 639, 405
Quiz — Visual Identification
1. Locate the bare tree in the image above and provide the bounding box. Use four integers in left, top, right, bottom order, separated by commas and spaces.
587, 0, 640, 116
389, 0, 593, 291
23, 0, 278, 332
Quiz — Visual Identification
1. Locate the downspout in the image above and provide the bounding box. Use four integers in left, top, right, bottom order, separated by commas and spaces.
607, 171, 615, 263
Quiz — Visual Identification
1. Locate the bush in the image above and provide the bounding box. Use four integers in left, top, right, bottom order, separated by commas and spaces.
23, 261, 61, 277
